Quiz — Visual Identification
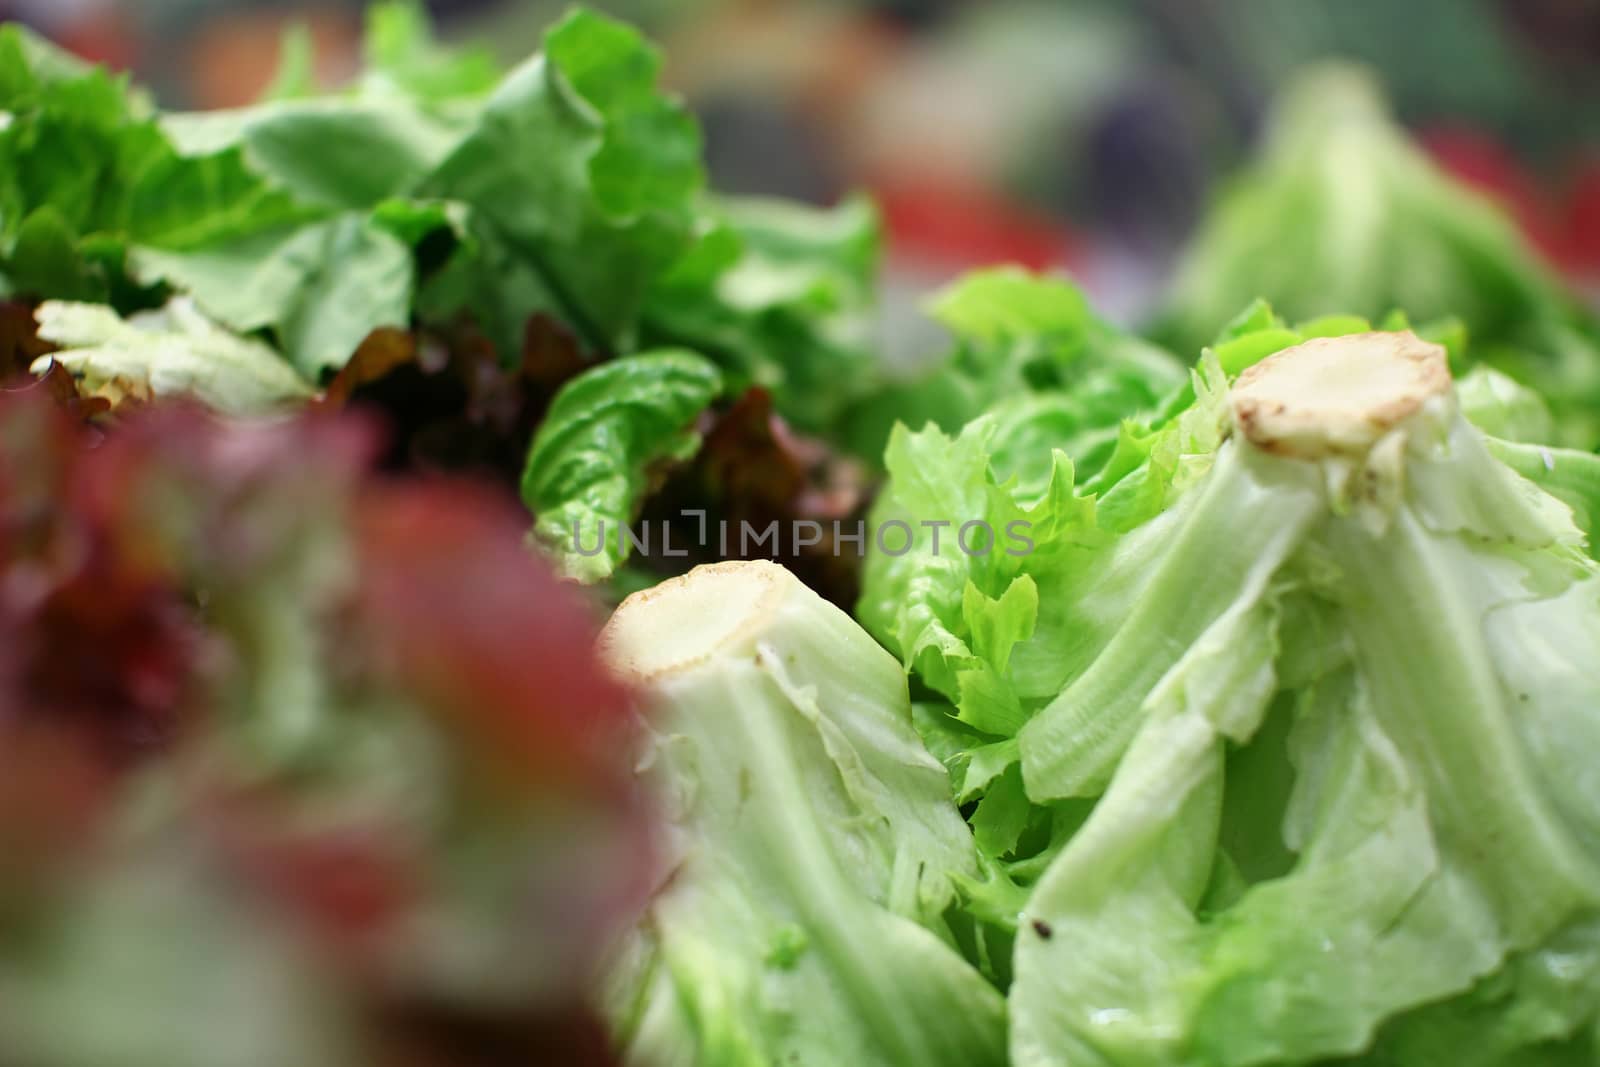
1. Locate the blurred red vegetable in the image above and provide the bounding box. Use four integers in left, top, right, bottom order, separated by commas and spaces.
0, 388, 646, 1067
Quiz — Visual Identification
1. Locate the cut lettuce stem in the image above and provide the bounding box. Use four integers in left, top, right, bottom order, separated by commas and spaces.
1229, 331, 1451, 459
601, 560, 1007, 1067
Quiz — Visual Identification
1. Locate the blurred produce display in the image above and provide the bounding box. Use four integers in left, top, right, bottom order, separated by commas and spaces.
9, 0, 1597, 291
1154, 65, 1600, 449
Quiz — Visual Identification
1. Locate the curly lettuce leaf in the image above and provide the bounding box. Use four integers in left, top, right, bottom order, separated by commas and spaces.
1484, 439, 1600, 545
852, 268, 1186, 473
419, 9, 703, 354
1451, 363, 1600, 555
858, 349, 1229, 880
0, 24, 313, 302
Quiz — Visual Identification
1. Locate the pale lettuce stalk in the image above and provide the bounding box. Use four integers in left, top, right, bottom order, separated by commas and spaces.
601, 560, 1007, 1067
1010, 332, 1600, 1066
1017, 438, 1323, 798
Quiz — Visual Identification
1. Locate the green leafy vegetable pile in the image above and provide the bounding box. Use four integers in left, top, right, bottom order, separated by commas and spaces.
2, 3, 699, 369
845, 267, 1187, 481
1, 0, 887, 591
601, 319, 1600, 1066
854, 322, 1600, 1065
8, 6, 1600, 1067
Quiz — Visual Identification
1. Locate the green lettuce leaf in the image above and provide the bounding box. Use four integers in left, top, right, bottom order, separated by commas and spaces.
158, 100, 465, 212
418, 8, 703, 355
0, 23, 313, 304
643, 194, 882, 437
133, 213, 414, 378
852, 267, 1186, 473
522, 350, 722, 582
1455, 364, 1556, 443
358, 0, 501, 103
857, 348, 1228, 903
1484, 438, 1600, 547
1451, 363, 1600, 554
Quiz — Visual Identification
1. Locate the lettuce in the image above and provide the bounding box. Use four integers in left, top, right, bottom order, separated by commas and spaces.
1, 4, 893, 602
864, 321, 1600, 1064
848, 268, 1186, 472
522, 350, 723, 582
601, 560, 1007, 1066
1017, 330, 1600, 1065
122, 6, 704, 369
1, 2, 877, 419
643, 194, 883, 437
1155, 65, 1600, 448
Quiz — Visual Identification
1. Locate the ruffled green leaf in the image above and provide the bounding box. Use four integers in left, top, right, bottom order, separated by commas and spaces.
522, 350, 721, 582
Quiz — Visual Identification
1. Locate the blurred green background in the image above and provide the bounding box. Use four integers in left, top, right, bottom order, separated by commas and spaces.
9, 0, 1597, 320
